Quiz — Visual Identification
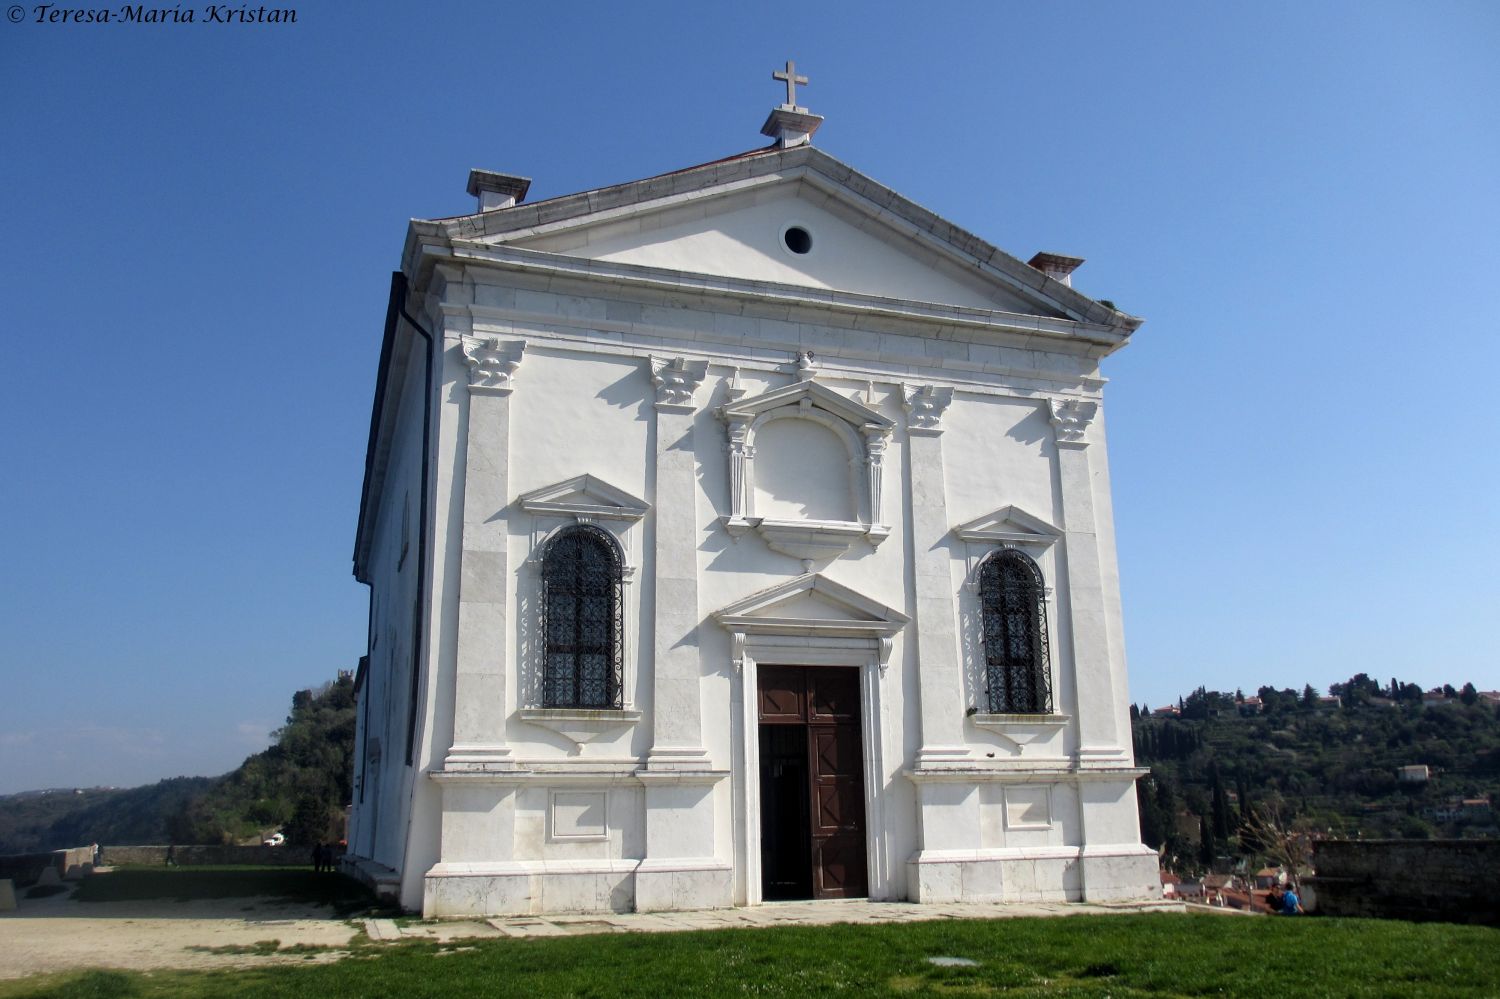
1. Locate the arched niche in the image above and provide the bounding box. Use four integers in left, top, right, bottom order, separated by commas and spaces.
718, 378, 894, 563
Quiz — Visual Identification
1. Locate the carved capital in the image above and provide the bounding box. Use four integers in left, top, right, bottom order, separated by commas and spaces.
1048, 398, 1099, 446
651, 356, 710, 411
903, 384, 955, 434
462, 337, 525, 395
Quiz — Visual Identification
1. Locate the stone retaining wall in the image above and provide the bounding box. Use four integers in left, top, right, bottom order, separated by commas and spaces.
1311, 839, 1500, 925
0, 847, 97, 886
101, 845, 332, 867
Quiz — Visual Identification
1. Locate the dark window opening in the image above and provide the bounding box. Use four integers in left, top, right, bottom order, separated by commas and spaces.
541, 525, 624, 709
979, 549, 1052, 714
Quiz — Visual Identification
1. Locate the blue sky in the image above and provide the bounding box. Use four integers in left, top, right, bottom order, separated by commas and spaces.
1, 1, 1496, 793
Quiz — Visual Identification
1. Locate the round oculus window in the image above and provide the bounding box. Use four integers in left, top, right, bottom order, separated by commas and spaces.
782, 225, 813, 255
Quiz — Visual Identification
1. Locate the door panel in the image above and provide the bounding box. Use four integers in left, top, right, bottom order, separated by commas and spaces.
757, 665, 868, 901
758, 665, 805, 724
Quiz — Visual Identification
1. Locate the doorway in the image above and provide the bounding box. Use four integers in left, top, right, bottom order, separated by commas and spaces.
757, 665, 868, 900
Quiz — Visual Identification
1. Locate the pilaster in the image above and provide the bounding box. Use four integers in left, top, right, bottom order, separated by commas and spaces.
444, 337, 526, 770
1048, 398, 1126, 762
637, 356, 731, 911
903, 385, 968, 766
646, 356, 711, 766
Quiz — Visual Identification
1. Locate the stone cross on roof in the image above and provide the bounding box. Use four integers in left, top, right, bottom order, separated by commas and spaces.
772, 60, 808, 110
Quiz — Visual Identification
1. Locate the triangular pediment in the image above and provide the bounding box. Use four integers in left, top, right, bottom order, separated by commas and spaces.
517, 474, 649, 521
720, 379, 893, 432
423, 146, 1136, 331
952, 505, 1061, 546
714, 573, 909, 636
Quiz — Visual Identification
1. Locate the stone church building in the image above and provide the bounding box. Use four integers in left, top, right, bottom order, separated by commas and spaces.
347, 71, 1158, 916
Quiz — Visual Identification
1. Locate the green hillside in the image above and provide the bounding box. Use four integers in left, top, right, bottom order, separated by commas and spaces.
1133, 673, 1500, 874
0, 779, 215, 855
0, 675, 355, 855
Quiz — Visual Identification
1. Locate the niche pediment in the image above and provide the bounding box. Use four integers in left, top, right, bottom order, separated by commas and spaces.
517, 474, 649, 522
718, 379, 893, 564
719, 378, 894, 433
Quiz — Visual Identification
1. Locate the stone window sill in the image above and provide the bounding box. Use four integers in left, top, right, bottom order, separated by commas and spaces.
969, 713, 1069, 746
518, 708, 641, 750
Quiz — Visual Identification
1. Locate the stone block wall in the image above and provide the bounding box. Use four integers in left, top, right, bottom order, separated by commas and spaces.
1311, 839, 1500, 925
101, 845, 337, 867
0, 847, 97, 885
0, 853, 60, 887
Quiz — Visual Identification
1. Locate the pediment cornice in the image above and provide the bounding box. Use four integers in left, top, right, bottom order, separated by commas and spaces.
405, 144, 1140, 336
517, 474, 649, 522
713, 572, 910, 636
952, 505, 1062, 547
718, 378, 894, 432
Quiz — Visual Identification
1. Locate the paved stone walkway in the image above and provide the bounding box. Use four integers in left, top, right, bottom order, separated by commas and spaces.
367, 897, 1184, 943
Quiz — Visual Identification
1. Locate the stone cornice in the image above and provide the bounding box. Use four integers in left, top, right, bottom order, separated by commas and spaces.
409, 241, 1130, 354
904, 765, 1148, 784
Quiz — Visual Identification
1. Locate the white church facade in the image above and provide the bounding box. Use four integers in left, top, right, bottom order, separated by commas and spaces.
347, 74, 1159, 916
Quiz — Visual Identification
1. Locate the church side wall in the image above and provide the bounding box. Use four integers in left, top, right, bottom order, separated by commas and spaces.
351, 338, 430, 884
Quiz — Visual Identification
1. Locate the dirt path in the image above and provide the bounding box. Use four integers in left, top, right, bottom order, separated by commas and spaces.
0, 886, 360, 980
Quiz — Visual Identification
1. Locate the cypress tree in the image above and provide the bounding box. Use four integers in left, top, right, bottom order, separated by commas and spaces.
1211, 763, 1232, 840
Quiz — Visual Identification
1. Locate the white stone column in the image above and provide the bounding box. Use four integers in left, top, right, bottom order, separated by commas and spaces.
443, 337, 525, 771
637, 357, 730, 911
1048, 398, 1126, 762
903, 385, 969, 767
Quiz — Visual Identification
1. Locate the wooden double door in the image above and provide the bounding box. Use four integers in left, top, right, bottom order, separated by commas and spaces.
757, 665, 868, 900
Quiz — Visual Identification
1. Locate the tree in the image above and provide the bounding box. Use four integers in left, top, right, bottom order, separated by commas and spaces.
1198, 812, 1216, 868
1210, 762, 1232, 840
1461, 682, 1479, 706
1302, 684, 1318, 708
1137, 774, 1172, 851
1241, 803, 1312, 875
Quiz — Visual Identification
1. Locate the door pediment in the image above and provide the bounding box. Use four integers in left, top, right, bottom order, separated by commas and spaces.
714, 573, 909, 640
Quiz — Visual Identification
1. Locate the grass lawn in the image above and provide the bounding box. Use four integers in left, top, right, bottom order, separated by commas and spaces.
70, 867, 377, 916
4, 912, 1496, 999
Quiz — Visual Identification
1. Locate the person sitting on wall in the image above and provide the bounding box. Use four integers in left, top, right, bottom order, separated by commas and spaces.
1281, 884, 1304, 915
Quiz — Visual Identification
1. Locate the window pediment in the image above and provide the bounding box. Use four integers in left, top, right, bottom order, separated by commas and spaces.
952, 505, 1061, 547
518, 474, 649, 522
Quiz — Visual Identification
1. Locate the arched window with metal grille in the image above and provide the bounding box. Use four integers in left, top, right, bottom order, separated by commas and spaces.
541, 525, 624, 709
978, 548, 1052, 714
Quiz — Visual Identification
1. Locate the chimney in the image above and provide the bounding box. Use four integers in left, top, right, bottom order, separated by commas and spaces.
1027, 251, 1085, 288
466, 170, 531, 213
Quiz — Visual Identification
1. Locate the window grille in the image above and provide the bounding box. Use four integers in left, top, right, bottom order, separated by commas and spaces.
540, 525, 624, 709
979, 549, 1052, 714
